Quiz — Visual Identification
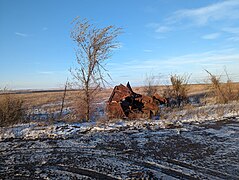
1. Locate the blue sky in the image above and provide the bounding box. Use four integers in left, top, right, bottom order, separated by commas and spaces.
0, 0, 239, 89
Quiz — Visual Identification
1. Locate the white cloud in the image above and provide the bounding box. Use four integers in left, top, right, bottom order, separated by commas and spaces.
143, 49, 153, 53
146, 22, 160, 28
155, 26, 171, 33
38, 71, 54, 74
42, 27, 48, 31
161, 49, 239, 66
15, 32, 28, 37
222, 27, 239, 41
227, 36, 239, 41
147, 0, 239, 36
222, 27, 239, 34
201, 33, 221, 40
169, 0, 239, 26
146, 22, 171, 33
109, 48, 239, 84
109, 49, 239, 85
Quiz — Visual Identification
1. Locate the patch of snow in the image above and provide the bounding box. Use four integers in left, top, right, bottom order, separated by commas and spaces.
0, 102, 238, 141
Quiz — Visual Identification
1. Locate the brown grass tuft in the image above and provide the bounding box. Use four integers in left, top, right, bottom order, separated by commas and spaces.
0, 93, 24, 127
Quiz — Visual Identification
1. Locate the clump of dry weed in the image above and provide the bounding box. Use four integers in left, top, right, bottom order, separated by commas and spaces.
0, 92, 25, 127
205, 69, 239, 104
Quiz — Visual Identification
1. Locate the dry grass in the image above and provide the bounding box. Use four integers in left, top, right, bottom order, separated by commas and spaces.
0, 82, 238, 124
205, 70, 239, 104
133, 84, 210, 96
0, 91, 80, 110
0, 93, 24, 127
0, 89, 112, 118
1, 83, 237, 109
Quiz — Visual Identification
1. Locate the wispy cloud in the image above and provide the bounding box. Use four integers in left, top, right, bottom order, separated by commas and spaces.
109, 48, 239, 83
15, 32, 29, 37
155, 26, 171, 33
42, 27, 48, 31
162, 50, 239, 66
168, 0, 239, 26
38, 71, 55, 74
201, 33, 221, 40
37, 70, 68, 75
146, 23, 171, 33
143, 49, 153, 53
146, 22, 160, 28
222, 27, 239, 34
227, 36, 239, 41
146, 0, 239, 41
222, 27, 239, 41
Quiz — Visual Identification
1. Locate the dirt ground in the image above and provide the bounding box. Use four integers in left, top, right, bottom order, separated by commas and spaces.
0, 117, 238, 179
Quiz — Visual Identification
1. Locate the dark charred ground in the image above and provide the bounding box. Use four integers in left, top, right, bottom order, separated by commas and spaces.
0, 118, 238, 179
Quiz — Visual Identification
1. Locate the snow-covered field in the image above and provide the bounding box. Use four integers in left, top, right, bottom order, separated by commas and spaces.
1, 102, 238, 141
0, 103, 239, 179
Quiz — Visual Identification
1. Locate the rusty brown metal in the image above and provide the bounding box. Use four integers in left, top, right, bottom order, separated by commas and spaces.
153, 93, 168, 104
106, 82, 167, 119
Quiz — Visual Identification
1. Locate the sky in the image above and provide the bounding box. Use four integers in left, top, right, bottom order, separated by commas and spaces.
0, 0, 239, 89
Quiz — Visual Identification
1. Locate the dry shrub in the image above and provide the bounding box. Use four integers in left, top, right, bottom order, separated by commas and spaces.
170, 74, 189, 100
205, 70, 239, 104
163, 74, 190, 107
0, 92, 24, 127
143, 74, 159, 96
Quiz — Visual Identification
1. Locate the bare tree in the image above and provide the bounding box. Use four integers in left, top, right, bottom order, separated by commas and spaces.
70, 17, 122, 121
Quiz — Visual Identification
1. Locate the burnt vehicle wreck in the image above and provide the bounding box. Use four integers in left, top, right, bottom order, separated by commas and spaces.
106, 82, 167, 119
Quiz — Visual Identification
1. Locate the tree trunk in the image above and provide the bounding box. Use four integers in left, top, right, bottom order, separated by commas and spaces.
85, 85, 90, 121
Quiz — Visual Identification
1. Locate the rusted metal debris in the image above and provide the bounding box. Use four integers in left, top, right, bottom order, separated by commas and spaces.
106, 82, 167, 119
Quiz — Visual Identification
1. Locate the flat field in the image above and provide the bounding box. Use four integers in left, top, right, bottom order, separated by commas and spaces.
0, 83, 214, 111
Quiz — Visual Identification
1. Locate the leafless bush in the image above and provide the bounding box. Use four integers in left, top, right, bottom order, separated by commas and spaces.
205, 69, 239, 104
0, 91, 24, 127
143, 74, 159, 96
